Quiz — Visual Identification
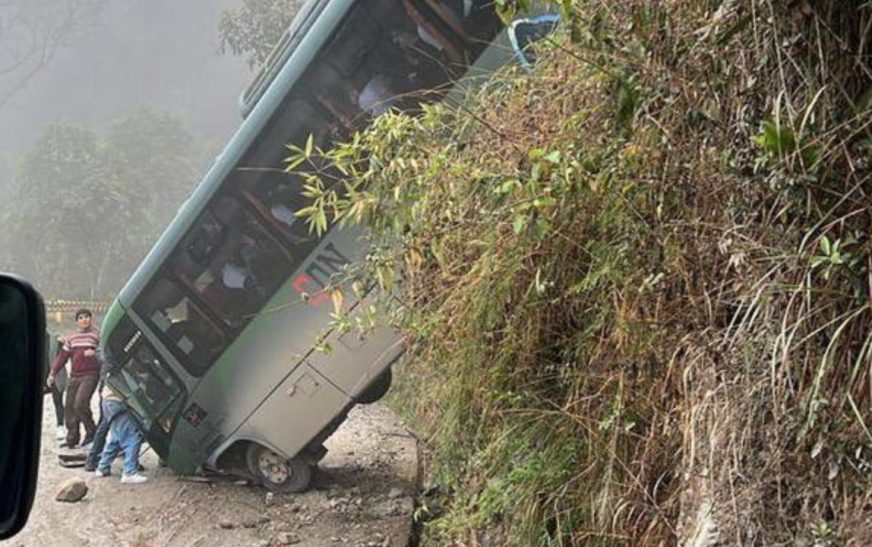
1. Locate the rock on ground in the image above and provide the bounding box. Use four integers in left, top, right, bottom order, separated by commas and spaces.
55, 478, 88, 502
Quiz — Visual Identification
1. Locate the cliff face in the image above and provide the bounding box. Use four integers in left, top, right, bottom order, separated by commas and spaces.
296, 1, 872, 544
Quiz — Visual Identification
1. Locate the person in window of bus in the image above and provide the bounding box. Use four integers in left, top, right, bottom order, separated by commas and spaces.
47, 308, 101, 449
221, 257, 252, 291
94, 382, 147, 484
270, 201, 296, 228
264, 180, 316, 244
358, 74, 398, 116
187, 219, 224, 266
227, 232, 276, 293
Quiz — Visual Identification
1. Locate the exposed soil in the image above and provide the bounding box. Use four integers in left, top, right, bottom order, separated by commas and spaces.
5, 400, 419, 547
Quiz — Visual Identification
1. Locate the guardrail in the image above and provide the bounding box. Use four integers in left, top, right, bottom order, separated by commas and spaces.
45, 300, 111, 313
45, 300, 111, 322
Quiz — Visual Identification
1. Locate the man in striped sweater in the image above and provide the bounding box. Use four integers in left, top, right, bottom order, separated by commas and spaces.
47, 309, 101, 448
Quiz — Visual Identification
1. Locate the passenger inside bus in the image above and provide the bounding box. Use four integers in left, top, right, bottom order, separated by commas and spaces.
270, 202, 295, 228
138, 278, 224, 376
199, 254, 258, 323
309, 6, 450, 130
220, 258, 252, 290
185, 217, 224, 266
182, 195, 291, 326
240, 174, 320, 258
132, 347, 169, 402
357, 74, 397, 115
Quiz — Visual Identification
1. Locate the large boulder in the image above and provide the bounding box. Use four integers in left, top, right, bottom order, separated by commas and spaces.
55, 478, 88, 502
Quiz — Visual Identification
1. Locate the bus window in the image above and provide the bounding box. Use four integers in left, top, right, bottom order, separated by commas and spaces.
135, 277, 224, 376
320, 5, 382, 79
232, 94, 333, 253
239, 173, 321, 260
359, 40, 442, 114
305, 64, 364, 131
309, 50, 403, 127
183, 196, 293, 327
251, 97, 333, 162
311, 8, 410, 125
310, 5, 460, 128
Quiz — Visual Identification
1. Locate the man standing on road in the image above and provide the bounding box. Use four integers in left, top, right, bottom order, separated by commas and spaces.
45, 333, 68, 441
47, 309, 101, 448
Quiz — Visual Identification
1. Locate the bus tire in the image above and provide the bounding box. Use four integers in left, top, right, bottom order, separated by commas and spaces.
356, 368, 393, 404
245, 444, 312, 493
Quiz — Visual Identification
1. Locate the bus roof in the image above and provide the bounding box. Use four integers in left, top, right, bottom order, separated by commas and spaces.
117, 0, 355, 308
238, 0, 330, 119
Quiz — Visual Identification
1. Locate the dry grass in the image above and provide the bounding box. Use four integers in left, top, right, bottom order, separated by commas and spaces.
298, 0, 872, 544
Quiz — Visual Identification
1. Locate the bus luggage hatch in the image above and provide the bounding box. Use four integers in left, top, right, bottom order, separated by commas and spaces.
243, 363, 349, 460
305, 323, 402, 399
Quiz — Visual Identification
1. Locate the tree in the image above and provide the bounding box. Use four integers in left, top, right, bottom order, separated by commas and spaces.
0, 0, 108, 112
4, 124, 105, 298
101, 108, 198, 236
0, 109, 202, 300
218, 0, 302, 70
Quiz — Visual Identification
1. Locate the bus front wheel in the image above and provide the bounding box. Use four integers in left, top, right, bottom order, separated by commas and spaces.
245, 444, 312, 493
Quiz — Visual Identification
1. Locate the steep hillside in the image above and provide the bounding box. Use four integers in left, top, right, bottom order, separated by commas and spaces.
298, 1, 872, 544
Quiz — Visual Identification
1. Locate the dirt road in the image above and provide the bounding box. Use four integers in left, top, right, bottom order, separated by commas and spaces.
5, 401, 418, 547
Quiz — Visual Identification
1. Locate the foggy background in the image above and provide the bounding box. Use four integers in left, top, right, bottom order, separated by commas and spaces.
0, 0, 249, 153
0, 0, 273, 300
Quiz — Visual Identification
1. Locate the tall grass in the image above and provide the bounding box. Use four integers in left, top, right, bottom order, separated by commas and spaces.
295, 0, 872, 543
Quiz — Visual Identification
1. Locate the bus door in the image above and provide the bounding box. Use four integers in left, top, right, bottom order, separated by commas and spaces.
104, 314, 188, 466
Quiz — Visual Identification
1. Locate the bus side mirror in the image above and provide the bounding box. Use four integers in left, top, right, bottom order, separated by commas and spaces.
0, 274, 44, 540
508, 14, 561, 71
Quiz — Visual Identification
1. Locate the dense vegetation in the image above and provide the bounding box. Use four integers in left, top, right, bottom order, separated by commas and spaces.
296, 1, 872, 544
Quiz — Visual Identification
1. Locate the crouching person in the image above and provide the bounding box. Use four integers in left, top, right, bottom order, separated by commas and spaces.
84, 380, 126, 472
94, 385, 147, 484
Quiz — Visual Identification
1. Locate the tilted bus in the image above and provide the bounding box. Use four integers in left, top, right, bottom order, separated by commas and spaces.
99, 0, 552, 492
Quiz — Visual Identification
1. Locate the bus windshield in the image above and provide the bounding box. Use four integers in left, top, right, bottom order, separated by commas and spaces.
114, 341, 185, 436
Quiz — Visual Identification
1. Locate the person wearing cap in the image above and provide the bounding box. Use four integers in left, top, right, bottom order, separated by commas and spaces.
47, 308, 101, 448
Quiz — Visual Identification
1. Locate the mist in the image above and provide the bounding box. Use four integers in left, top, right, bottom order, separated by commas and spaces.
0, 0, 256, 300
0, 0, 250, 154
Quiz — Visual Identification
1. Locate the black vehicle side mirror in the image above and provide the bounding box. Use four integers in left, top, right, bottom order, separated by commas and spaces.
0, 274, 44, 540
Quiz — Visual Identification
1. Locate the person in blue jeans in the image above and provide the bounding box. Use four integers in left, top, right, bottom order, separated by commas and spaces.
94, 385, 147, 484
84, 385, 125, 472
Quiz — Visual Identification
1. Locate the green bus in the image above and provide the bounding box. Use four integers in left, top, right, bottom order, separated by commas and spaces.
100, 0, 551, 492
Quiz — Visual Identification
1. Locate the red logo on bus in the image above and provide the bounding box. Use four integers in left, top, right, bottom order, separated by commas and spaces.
293, 274, 330, 306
